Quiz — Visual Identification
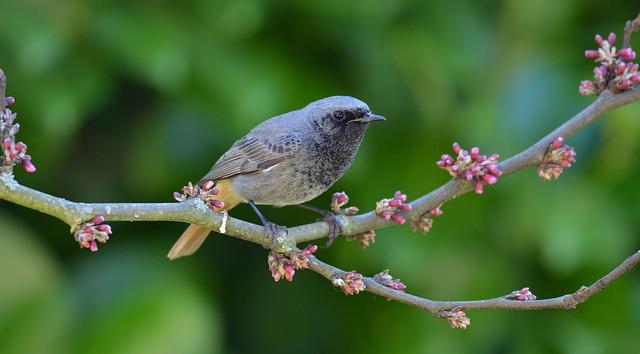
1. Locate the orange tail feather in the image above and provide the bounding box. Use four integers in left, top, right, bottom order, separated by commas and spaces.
167, 224, 211, 260
168, 178, 244, 260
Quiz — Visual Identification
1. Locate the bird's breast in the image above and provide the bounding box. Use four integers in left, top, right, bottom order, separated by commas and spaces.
230, 126, 367, 206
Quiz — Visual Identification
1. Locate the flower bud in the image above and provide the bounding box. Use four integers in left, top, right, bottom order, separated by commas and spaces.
584, 50, 599, 59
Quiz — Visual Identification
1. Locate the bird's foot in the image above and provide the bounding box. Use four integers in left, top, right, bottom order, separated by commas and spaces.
322, 212, 343, 248
264, 221, 289, 252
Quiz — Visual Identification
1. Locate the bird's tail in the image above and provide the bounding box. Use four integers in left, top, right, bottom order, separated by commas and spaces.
168, 178, 244, 260
167, 224, 211, 260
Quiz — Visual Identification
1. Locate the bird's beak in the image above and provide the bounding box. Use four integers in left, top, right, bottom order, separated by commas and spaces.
349, 113, 386, 124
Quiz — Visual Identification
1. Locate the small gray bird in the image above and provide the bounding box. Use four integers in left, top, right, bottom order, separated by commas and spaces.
168, 96, 385, 259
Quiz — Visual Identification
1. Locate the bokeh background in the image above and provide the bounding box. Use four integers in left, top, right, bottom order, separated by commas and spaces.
1, 0, 639, 353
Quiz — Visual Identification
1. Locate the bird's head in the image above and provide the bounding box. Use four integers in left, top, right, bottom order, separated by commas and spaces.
305, 96, 385, 135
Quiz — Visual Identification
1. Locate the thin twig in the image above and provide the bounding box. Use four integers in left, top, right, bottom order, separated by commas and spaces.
623, 11, 640, 48
0, 69, 6, 111
308, 251, 640, 313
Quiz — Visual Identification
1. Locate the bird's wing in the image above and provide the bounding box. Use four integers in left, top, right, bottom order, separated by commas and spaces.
200, 133, 302, 182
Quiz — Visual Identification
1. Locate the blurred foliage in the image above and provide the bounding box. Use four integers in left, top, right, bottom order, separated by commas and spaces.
1, 0, 639, 353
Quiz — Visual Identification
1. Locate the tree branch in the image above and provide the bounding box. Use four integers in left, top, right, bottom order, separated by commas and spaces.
623, 11, 640, 48
308, 250, 640, 312
2, 11, 640, 326
2, 89, 639, 246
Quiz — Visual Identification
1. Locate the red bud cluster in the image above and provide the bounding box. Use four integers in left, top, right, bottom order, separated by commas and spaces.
504, 287, 537, 301
73, 215, 112, 252
173, 180, 224, 210
580, 32, 640, 95
410, 205, 444, 234
373, 269, 407, 291
346, 230, 376, 248
437, 143, 502, 194
537, 137, 576, 181
330, 191, 359, 215
267, 244, 318, 282
332, 272, 366, 295
1, 104, 36, 174
375, 191, 411, 224
445, 310, 471, 329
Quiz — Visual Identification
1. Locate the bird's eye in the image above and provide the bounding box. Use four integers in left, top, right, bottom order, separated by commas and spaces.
333, 111, 344, 121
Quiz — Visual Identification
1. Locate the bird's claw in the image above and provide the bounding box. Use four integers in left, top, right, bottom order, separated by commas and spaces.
322, 212, 343, 248
264, 221, 288, 251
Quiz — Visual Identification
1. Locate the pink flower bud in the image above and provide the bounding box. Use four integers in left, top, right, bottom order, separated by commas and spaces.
89, 240, 98, 252
210, 199, 225, 209
619, 48, 636, 61
618, 79, 631, 90
5, 96, 15, 106
619, 47, 637, 61
398, 203, 411, 211
482, 174, 497, 184
595, 34, 603, 45
470, 147, 479, 160
578, 80, 596, 96
463, 169, 474, 181
594, 65, 607, 78
283, 264, 295, 282
380, 210, 392, 220
97, 224, 112, 234
388, 199, 401, 207
203, 180, 215, 191
342, 206, 359, 215
559, 160, 573, 168
486, 164, 501, 176
607, 32, 617, 45
584, 50, 599, 59
2, 138, 11, 150
332, 192, 349, 206
474, 181, 484, 194
551, 137, 563, 150
452, 142, 462, 154
394, 191, 407, 202
22, 156, 36, 173
173, 192, 184, 201
390, 213, 405, 224
429, 207, 444, 216
505, 287, 537, 301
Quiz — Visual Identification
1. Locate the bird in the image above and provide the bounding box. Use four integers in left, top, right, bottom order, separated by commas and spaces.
168, 96, 385, 259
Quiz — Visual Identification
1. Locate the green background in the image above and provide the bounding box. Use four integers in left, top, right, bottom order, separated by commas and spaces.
1, 1, 639, 353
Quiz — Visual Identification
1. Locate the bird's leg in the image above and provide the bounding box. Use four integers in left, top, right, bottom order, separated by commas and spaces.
295, 203, 342, 247
249, 200, 288, 251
